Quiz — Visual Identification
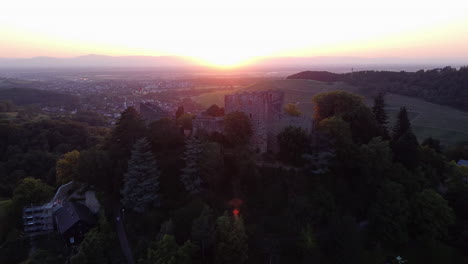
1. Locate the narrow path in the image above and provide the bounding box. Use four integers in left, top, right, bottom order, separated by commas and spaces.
114, 207, 135, 264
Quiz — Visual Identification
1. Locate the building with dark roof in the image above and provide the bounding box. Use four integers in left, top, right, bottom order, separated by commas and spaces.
54, 202, 96, 245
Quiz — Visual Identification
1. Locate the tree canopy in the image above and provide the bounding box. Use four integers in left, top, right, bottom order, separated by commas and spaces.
55, 150, 80, 185
277, 126, 310, 165
224, 111, 252, 146
284, 103, 301, 117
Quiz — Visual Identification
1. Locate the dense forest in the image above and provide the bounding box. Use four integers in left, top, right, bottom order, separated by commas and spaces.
1, 90, 468, 264
287, 66, 468, 111
0, 88, 79, 109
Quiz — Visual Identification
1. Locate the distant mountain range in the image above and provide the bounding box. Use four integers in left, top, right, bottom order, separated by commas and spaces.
0, 54, 465, 70
0, 55, 197, 68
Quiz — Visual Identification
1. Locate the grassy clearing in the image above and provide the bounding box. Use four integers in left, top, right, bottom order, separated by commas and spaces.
192, 89, 240, 107
191, 79, 468, 145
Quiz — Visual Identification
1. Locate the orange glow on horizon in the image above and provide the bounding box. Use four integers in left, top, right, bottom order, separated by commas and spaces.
1, 0, 468, 67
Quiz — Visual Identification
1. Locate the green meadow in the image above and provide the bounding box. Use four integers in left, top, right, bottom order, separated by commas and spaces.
191, 79, 468, 145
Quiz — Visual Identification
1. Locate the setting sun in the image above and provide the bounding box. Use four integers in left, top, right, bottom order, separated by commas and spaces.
1, 0, 468, 66
189, 50, 260, 68
1, 0, 468, 262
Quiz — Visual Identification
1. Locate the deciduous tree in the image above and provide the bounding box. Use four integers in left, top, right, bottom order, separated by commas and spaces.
277, 126, 310, 165
205, 104, 224, 117
12, 177, 54, 208
224, 111, 252, 146
409, 189, 455, 241
55, 150, 80, 185
284, 103, 301, 117
214, 212, 248, 264
368, 180, 409, 247
148, 234, 197, 264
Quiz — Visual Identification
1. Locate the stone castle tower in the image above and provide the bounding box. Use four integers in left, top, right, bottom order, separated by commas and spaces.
225, 90, 284, 153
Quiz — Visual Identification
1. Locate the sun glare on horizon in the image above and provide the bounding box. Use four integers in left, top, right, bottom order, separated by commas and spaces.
1, 0, 468, 66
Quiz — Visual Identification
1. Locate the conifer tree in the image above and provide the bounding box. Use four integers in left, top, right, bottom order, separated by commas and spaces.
121, 137, 161, 212
176, 105, 185, 119
372, 92, 389, 138
372, 92, 388, 126
392, 107, 411, 140
180, 137, 204, 194
391, 107, 420, 169
110, 107, 146, 157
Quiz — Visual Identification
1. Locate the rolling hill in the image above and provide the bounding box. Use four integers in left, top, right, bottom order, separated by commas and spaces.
192, 79, 468, 145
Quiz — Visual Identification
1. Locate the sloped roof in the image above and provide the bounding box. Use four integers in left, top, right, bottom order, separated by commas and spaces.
55, 202, 96, 234
457, 160, 468, 166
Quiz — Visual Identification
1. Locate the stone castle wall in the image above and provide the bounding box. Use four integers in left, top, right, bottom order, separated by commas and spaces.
225, 90, 285, 153
192, 116, 224, 134
192, 89, 312, 153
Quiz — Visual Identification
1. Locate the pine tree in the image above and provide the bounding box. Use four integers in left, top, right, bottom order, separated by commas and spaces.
121, 137, 161, 212
372, 92, 389, 138
391, 107, 420, 169
372, 92, 388, 126
110, 107, 146, 157
180, 137, 204, 194
392, 107, 411, 140
214, 212, 248, 264
176, 105, 185, 119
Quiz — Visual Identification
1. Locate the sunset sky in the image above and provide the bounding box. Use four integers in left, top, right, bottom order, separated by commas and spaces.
1, 0, 468, 67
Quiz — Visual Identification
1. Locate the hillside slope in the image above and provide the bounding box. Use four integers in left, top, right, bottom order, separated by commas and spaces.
192, 79, 468, 145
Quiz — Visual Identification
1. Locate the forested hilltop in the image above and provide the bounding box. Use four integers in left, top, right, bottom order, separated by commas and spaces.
1, 90, 468, 264
0, 88, 79, 109
287, 66, 468, 111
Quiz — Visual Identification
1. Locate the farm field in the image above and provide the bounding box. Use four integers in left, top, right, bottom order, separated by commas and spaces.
192, 79, 468, 145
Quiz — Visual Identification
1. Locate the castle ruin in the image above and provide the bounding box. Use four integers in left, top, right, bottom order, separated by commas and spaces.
225, 90, 284, 153
193, 89, 312, 153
